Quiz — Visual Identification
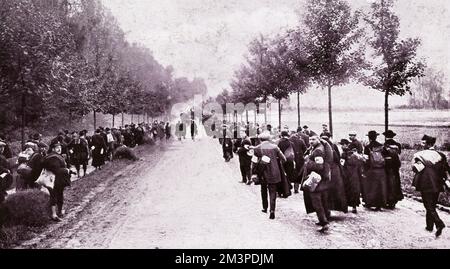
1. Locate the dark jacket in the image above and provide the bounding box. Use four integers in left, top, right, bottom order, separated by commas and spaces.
254, 141, 287, 184
304, 143, 331, 192
42, 152, 71, 188
349, 139, 364, 154
234, 138, 252, 166
28, 152, 44, 182
413, 151, 449, 193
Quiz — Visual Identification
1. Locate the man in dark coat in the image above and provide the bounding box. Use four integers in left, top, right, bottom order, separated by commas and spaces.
221, 124, 233, 162
278, 131, 296, 189
362, 131, 388, 211
253, 132, 287, 220
383, 130, 404, 209
412, 135, 449, 237
290, 129, 307, 193
234, 131, 252, 184
190, 120, 198, 141
302, 135, 331, 232
349, 131, 364, 154
303, 125, 317, 137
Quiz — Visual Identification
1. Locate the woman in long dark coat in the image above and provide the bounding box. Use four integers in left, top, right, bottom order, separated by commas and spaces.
322, 134, 348, 213
341, 140, 364, 213
383, 130, 404, 209
362, 131, 388, 211
90, 129, 107, 170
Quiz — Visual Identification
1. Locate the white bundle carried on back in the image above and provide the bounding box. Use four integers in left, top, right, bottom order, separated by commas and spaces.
36, 169, 55, 189
413, 150, 442, 167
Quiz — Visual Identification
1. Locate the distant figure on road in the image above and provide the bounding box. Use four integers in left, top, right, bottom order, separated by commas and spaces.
234, 129, 252, 185
412, 135, 449, 237
253, 131, 287, 220
165, 122, 171, 140
190, 120, 198, 141
221, 124, 233, 162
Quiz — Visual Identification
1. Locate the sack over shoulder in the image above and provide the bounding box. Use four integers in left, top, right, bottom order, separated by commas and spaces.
284, 145, 295, 162
36, 169, 55, 189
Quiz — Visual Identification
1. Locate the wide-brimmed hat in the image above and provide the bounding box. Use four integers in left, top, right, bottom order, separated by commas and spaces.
349, 131, 357, 136
339, 139, 350, 145
303, 125, 309, 129
367, 131, 380, 137
383, 130, 397, 138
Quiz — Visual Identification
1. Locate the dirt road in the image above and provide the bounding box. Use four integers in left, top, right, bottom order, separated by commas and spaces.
22, 137, 450, 249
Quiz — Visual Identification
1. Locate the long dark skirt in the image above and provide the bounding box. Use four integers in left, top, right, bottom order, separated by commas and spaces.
277, 160, 292, 198
385, 168, 404, 206
343, 164, 362, 207
361, 168, 387, 208
283, 161, 296, 183
328, 163, 348, 213
92, 148, 105, 167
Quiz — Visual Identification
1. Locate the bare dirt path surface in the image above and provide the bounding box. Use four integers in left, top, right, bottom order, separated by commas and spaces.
22, 137, 450, 249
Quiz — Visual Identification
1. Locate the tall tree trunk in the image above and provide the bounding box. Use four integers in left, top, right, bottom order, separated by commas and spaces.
328, 84, 333, 137
93, 111, 97, 131
278, 99, 282, 130
21, 92, 26, 150
297, 90, 301, 128
264, 98, 267, 124
246, 110, 249, 123
131, 114, 134, 123
385, 90, 389, 133
121, 112, 124, 127
112, 114, 115, 128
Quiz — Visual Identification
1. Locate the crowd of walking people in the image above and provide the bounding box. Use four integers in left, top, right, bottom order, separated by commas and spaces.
217, 121, 450, 237
0, 121, 172, 222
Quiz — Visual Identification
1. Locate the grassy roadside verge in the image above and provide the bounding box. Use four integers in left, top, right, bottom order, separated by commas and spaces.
0, 142, 159, 249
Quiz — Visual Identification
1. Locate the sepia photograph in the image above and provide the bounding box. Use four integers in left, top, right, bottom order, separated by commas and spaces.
0, 0, 449, 257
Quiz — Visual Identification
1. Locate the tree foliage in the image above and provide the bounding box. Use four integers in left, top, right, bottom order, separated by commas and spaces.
0, 0, 208, 139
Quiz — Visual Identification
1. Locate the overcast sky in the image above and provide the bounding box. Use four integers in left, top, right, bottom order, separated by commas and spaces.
102, 0, 449, 108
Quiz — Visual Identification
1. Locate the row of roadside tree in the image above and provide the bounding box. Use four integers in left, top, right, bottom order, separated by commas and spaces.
0, 0, 207, 148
